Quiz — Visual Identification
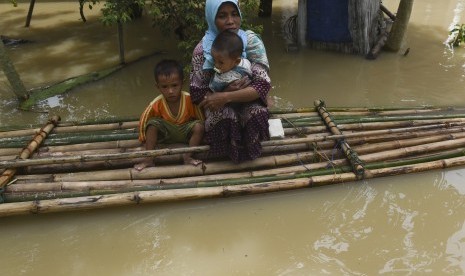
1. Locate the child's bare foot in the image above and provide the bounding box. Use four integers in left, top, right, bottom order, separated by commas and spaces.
134, 159, 155, 171
183, 156, 203, 166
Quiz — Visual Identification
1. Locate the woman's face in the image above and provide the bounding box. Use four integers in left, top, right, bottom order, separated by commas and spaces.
215, 2, 241, 33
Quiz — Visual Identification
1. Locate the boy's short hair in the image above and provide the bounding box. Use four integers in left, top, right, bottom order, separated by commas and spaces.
154, 59, 183, 83
212, 31, 243, 59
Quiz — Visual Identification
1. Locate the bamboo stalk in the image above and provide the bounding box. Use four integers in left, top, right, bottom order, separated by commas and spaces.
7, 146, 465, 195
1, 107, 458, 139
16, 151, 320, 183
13, 128, 465, 183
0, 121, 138, 139
0, 116, 60, 189
345, 126, 465, 145
353, 132, 465, 154
271, 108, 455, 119
0, 132, 138, 149
23, 142, 324, 174
284, 120, 465, 136
19, 123, 464, 157
333, 113, 465, 124
0, 148, 22, 156
360, 137, 465, 163
20, 132, 465, 184
315, 100, 365, 176
269, 105, 445, 114
2, 121, 464, 170
2, 117, 463, 151
38, 139, 141, 153
2, 154, 465, 217
0, 105, 458, 131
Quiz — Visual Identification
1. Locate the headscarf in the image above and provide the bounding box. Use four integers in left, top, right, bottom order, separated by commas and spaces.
202, 0, 248, 70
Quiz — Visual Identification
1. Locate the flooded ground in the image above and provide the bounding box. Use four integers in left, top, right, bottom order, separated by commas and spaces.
1, 0, 465, 275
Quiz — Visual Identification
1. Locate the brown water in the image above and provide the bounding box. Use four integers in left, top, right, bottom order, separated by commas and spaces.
1, 0, 465, 275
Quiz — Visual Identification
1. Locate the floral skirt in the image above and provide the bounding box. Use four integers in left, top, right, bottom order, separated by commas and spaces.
204, 101, 270, 163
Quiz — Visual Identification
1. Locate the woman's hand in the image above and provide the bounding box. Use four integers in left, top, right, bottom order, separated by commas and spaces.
223, 76, 251, 92
199, 92, 228, 112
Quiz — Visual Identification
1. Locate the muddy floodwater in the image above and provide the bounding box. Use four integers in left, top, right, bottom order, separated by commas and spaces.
1, 0, 465, 275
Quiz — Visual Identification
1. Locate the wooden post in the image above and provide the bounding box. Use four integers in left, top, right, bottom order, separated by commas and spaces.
25, 0, 36, 27
384, 0, 414, 52
297, 0, 307, 47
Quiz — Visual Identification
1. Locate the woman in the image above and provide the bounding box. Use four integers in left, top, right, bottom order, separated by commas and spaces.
190, 0, 271, 163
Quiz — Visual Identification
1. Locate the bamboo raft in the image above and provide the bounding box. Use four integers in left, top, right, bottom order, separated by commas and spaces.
2, 100, 465, 217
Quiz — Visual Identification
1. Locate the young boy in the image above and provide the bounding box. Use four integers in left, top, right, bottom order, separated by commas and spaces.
209, 30, 252, 92
135, 59, 204, 171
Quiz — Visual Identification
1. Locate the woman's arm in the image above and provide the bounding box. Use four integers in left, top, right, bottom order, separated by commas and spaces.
200, 61, 271, 112
199, 85, 258, 111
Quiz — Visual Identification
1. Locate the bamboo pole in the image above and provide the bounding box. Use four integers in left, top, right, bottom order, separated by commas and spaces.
0, 116, 60, 190
23, 123, 465, 156
360, 137, 465, 163
280, 115, 465, 129
20, 131, 465, 184
353, 132, 465, 154
284, 120, 465, 136
271, 108, 448, 119
315, 100, 365, 176
23, 126, 465, 175
2, 120, 464, 170
6, 146, 465, 196
0, 132, 138, 149
38, 139, 141, 153
2, 154, 465, 217
1, 106, 457, 138
0, 121, 138, 139
23, 143, 322, 175
12, 127, 465, 187
3, 115, 465, 149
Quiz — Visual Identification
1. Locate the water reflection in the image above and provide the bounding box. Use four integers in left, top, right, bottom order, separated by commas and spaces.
445, 220, 465, 274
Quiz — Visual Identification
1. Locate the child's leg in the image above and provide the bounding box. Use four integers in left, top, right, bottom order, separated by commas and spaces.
134, 125, 158, 171
183, 122, 204, 165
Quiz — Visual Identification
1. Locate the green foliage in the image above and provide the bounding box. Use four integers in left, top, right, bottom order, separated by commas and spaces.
448, 23, 465, 47
79, 0, 144, 25
10, 0, 17, 7
147, 0, 261, 64
100, 0, 145, 25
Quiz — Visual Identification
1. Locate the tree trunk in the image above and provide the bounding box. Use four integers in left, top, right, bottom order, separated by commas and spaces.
117, 21, 125, 65
25, 0, 36, 27
0, 39, 29, 100
384, 0, 414, 52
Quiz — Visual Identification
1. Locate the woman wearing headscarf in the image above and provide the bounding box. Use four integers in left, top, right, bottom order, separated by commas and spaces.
190, 0, 271, 163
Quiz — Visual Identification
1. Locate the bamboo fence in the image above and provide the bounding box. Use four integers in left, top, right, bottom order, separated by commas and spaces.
1, 103, 465, 217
